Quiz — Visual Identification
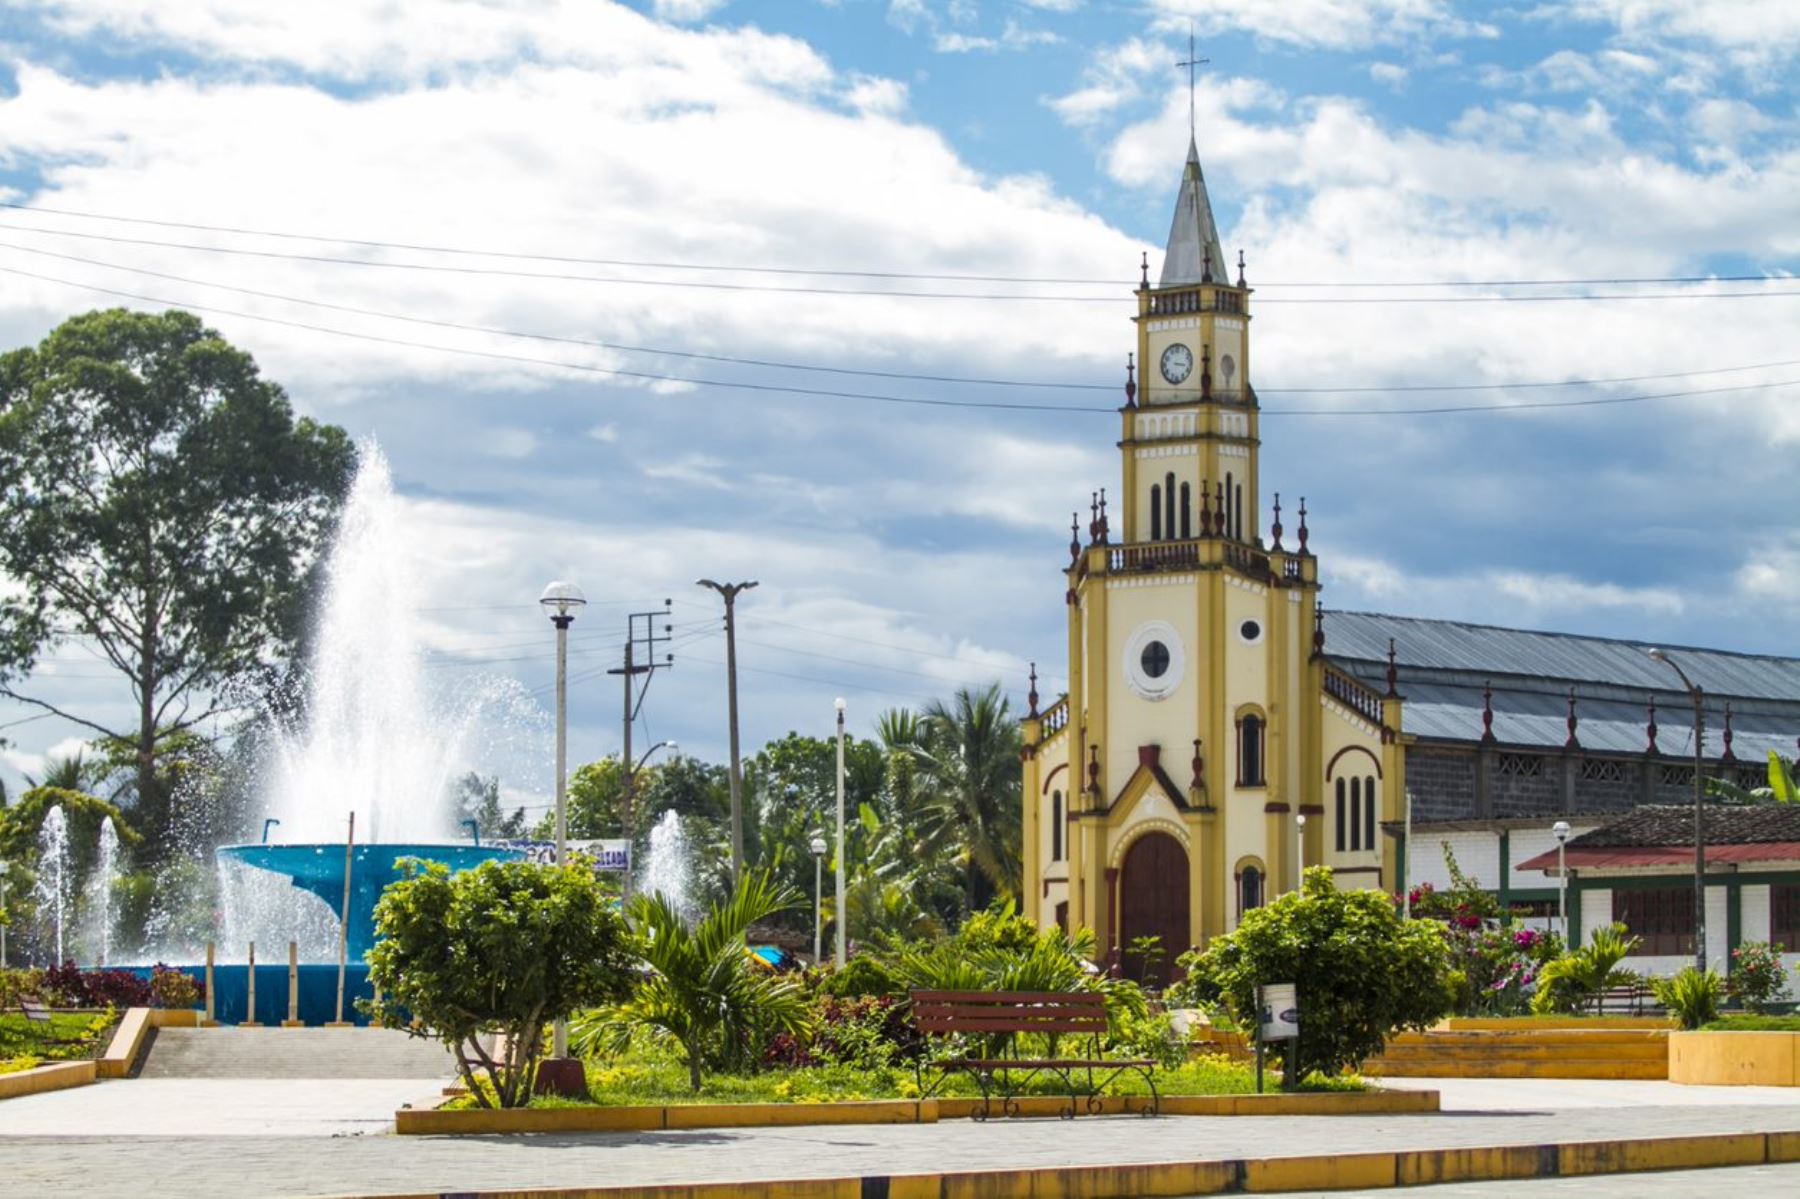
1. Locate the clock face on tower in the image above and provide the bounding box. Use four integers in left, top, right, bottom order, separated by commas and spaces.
1159, 343, 1194, 385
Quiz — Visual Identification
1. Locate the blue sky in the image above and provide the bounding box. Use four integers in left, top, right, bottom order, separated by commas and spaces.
0, 0, 1796, 815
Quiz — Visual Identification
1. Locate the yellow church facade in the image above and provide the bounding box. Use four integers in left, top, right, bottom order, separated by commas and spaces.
1020, 139, 1406, 972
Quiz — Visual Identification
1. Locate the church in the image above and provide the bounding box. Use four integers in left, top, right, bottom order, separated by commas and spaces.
1018, 137, 1800, 979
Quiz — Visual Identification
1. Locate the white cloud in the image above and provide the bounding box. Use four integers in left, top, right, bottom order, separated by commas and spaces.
1145, 0, 1494, 50
587, 422, 620, 443
486, 428, 539, 460
934, 32, 997, 53
1369, 62, 1408, 88
652, 0, 730, 21
1328, 555, 1684, 623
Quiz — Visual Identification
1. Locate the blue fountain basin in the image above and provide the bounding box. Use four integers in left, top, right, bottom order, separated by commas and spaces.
217, 842, 523, 960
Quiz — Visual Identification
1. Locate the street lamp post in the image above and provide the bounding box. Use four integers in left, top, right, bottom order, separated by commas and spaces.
834, 697, 847, 968
1552, 820, 1571, 944
1649, 648, 1707, 974
540, 580, 586, 1063
1295, 812, 1307, 887
810, 835, 828, 964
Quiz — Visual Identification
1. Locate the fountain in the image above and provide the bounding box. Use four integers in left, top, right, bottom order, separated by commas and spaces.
89, 817, 119, 966
640, 810, 694, 923
33, 804, 68, 964
215, 444, 522, 961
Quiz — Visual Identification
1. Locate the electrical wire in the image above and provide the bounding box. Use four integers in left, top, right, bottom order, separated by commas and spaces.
8, 239, 1798, 396
3, 221, 1797, 302
3, 200, 1792, 291
8, 262, 1797, 418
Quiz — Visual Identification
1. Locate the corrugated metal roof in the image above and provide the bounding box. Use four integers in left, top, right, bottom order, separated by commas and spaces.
1323, 610, 1800, 702
1515, 844, 1800, 871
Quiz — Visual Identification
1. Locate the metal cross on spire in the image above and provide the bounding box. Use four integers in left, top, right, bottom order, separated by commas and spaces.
1177, 24, 1209, 142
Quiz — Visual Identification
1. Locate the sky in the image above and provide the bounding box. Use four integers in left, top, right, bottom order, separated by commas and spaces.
0, 0, 1795, 818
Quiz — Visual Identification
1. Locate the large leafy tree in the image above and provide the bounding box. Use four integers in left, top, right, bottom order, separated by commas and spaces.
907, 684, 1023, 909
0, 309, 355, 851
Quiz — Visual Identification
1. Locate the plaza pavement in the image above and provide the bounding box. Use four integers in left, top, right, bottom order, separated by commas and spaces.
4, 1075, 1800, 1197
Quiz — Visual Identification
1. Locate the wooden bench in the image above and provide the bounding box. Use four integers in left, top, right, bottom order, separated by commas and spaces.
1597, 984, 1664, 1016
17, 997, 52, 1025
910, 989, 1160, 1119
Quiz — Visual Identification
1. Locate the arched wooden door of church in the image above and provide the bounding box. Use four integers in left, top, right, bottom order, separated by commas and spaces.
1118, 832, 1189, 985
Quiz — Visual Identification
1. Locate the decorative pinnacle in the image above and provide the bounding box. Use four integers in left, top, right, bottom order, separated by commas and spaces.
1270, 492, 1284, 551
1481, 681, 1496, 744
1646, 695, 1659, 756
1124, 353, 1137, 407
1566, 688, 1580, 750
1385, 638, 1398, 698
1028, 663, 1040, 718
1236, 248, 1247, 288
1202, 244, 1213, 284
1140, 251, 1149, 290
1097, 487, 1110, 544
1088, 491, 1099, 542
1297, 497, 1310, 553
1200, 343, 1213, 400
1069, 512, 1080, 565
1721, 702, 1736, 761
1312, 603, 1325, 654
1199, 479, 1213, 535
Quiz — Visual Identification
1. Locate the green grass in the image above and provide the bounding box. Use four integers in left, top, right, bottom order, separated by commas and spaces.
1700, 1015, 1800, 1032
0, 1054, 44, 1076
442, 1051, 1360, 1111
0, 1010, 117, 1069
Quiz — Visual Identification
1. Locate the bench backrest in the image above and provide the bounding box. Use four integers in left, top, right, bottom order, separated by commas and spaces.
910, 990, 1108, 1036
19, 997, 50, 1022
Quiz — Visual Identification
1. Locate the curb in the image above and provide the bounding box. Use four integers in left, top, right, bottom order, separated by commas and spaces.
332, 1128, 1800, 1198
395, 1088, 1435, 1135
0, 1059, 97, 1102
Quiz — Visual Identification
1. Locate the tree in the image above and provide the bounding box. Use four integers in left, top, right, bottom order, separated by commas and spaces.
574, 870, 808, 1091
1186, 867, 1455, 1078
0, 309, 355, 849
906, 685, 1022, 910
1707, 752, 1799, 805
364, 859, 634, 1108
452, 771, 526, 840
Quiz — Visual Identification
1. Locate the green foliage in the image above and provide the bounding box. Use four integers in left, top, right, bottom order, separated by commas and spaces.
0, 1009, 118, 1063
364, 858, 634, 1109
1186, 867, 1456, 1077
574, 870, 808, 1092
814, 955, 903, 1000
1706, 752, 1799, 805
0, 786, 138, 874
1725, 942, 1790, 1013
0, 308, 355, 850
149, 966, 200, 1010
1529, 924, 1642, 1015
1125, 935, 1166, 989
901, 685, 1023, 908
1655, 967, 1724, 1030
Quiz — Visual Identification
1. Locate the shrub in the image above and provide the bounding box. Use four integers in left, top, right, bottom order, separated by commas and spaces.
149, 965, 201, 1010
1725, 942, 1789, 1014
365, 859, 635, 1109
1655, 967, 1723, 1030
0, 968, 46, 1008
1186, 867, 1455, 1078
1529, 924, 1641, 1015
815, 955, 901, 1000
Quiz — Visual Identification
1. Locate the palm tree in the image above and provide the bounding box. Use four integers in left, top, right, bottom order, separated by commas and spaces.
574, 870, 809, 1091
909, 684, 1022, 912
1706, 752, 1798, 804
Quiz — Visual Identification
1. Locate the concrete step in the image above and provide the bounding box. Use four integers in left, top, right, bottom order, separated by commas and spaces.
1364, 1059, 1668, 1079
1386, 1030, 1668, 1046
1374, 1044, 1667, 1061
137, 1026, 457, 1079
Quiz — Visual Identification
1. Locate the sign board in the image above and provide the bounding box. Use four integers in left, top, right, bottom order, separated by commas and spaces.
494, 839, 631, 873
1258, 983, 1299, 1040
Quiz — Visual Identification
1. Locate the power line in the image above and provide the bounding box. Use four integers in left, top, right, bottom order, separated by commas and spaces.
7, 263, 1797, 417
8, 239, 1798, 396
4, 221, 1798, 303
3, 200, 1793, 290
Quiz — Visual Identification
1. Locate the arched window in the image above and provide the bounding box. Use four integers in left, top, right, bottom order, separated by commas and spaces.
1236, 483, 1245, 540
1335, 778, 1347, 852
1237, 714, 1265, 787
1349, 777, 1362, 850
1051, 790, 1063, 862
1239, 866, 1263, 918
1150, 485, 1162, 540
1365, 776, 1377, 854
1164, 471, 1176, 540
1225, 471, 1234, 542
1179, 482, 1192, 539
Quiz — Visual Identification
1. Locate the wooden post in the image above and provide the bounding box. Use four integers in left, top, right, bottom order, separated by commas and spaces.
241, 940, 260, 1026
283, 941, 302, 1027
203, 942, 217, 1026
328, 812, 356, 1027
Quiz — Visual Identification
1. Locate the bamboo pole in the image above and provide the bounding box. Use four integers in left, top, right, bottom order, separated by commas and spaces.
283, 941, 302, 1027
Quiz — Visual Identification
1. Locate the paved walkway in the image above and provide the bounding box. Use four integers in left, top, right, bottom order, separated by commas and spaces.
3, 1075, 1800, 1197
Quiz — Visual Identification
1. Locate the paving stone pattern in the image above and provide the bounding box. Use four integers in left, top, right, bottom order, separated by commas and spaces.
138, 1027, 456, 1079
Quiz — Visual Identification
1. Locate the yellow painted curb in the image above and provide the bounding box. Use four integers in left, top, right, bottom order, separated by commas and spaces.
397, 1088, 1433, 1135
0, 1059, 96, 1101
333, 1129, 1800, 1199
98, 1006, 200, 1079
1670, 1031, 1800, 1087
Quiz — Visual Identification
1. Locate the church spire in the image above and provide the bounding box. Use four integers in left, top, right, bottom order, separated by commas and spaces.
1159, 136, 1230, 289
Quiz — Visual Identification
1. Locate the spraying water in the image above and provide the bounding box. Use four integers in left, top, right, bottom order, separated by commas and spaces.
640, 810, 694, 923
90, 817, 119, 966
33, 805, 68, 964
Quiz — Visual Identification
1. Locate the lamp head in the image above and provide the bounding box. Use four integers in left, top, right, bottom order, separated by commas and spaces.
834, 697, 847, 714
1296, 813, 1307, 828
810, 836, 828, 857
539, 581, 588, 619
664, 741, 678, 755
1552, 820, 1571, 842
1647, 647, 1667, 663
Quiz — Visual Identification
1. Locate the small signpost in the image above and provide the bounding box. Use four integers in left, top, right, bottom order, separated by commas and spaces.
1254, 983, 1299, 1093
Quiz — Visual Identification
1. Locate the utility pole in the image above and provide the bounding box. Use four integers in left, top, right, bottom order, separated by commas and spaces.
697, 579, 758, 883
609, 601, 673, 902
